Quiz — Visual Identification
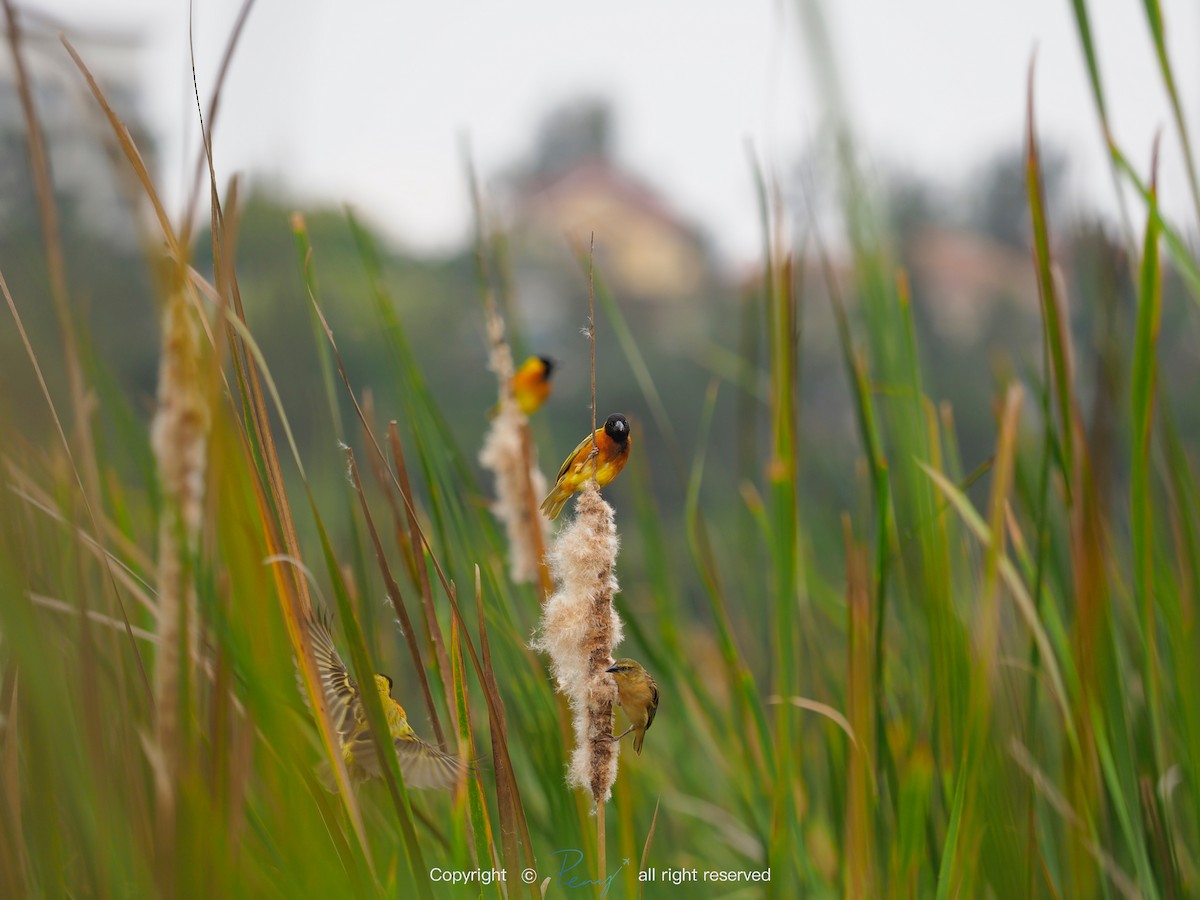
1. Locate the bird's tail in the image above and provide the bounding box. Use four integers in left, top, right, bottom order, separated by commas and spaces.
539, 490, 567, 520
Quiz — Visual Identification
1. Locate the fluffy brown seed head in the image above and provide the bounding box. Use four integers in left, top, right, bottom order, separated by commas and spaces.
531, 484, 624, 802
479, 405, 550, 583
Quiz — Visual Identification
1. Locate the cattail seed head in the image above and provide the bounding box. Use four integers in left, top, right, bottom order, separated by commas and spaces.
479, 405, 550, 584
150, 276, 211, 854
479, 295, 550, 585
531, 484, 623, 802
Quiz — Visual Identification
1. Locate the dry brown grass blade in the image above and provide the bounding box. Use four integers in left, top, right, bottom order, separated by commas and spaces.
257, 536, 373, 874
56, 12, 378, 877
343, 446, 447, 748
190, 188, 375, 872
842, 514, 876, 898
225, 390, 373, 871
978, 383, 1024, 686
388, 425, 454, 709
450, 604, 497, 872
60, 36, 179, 256
2, 4, 99, 506
215, 274, 327, 755
474, 567, 540, 900
1027, 71, 1108, 888
224, 700, 255, 857
182, 0, 258, 246
1138, 775, 1178, 894
28, 591, 250, 732
29, 594, 155, 642
3, 18, 126, 808
636, 798, 661, 900
303, 279, 536, 882
74, 126, 211, 861
766, 696, 858, 750
358, 397, 417, 584
1008, 739, 1140, 900
6, 475, 157, 616
0, 668, 25, 898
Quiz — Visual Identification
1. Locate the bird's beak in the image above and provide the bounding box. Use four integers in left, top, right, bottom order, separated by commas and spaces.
605, 663, 619, 673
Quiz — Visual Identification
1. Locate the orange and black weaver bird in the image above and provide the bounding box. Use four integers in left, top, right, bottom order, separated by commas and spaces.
305, 610, 465, 791
606, 659, 659, 755
511, 355, 555, 416
539, 413, 631, 519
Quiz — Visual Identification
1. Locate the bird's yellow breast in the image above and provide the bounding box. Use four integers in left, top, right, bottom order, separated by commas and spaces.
615, 673, 656, 724
563, 437, 630, 492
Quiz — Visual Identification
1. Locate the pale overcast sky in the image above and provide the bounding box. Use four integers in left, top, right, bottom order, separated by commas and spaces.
19, 0, 1200, 263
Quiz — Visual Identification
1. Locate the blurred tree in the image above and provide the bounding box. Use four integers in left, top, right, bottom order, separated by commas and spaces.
0, 128, 37, 227
526, 95, 615, 180
968, 144, 1068, 250
884, 168, 946, 245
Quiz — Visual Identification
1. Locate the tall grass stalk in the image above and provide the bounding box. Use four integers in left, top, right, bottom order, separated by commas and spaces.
4, 4, 1200, 897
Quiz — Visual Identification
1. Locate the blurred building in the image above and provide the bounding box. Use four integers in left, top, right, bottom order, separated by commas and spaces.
511, 156, 711, 303
906, 225, 1038, 342
0, 15, 152, 247
500, 97, 714, 327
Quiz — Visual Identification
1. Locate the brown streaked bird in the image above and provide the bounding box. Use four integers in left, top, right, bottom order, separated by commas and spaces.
606, 658, 658, 756
511, 355, 555, 416
539, 413, 632, 520
306, 610, 465, 791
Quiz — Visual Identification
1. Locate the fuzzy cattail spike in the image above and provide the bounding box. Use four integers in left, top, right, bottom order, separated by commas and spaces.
150, 271, 211, 873
531, 483, 623, 802
478, 274, 551, 588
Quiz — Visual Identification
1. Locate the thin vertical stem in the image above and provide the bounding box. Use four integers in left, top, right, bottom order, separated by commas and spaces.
588, 232, 607, 888
589, 233, 599, 474
596, 801, 606, 896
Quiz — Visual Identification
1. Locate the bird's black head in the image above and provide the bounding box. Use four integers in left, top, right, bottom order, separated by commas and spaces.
604, 413, 630, 444
537, 355, 556, 378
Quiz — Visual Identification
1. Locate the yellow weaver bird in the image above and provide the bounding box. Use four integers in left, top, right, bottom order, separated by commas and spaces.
306, 611, 465, 791
540, 413, 631, 519
511, 355, 555, 416
606, 658, 658, 756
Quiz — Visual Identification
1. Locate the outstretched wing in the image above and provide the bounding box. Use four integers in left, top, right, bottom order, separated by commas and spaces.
394, 736, 468, 790
306, 608, 361, 737
336, 733, 467, 790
